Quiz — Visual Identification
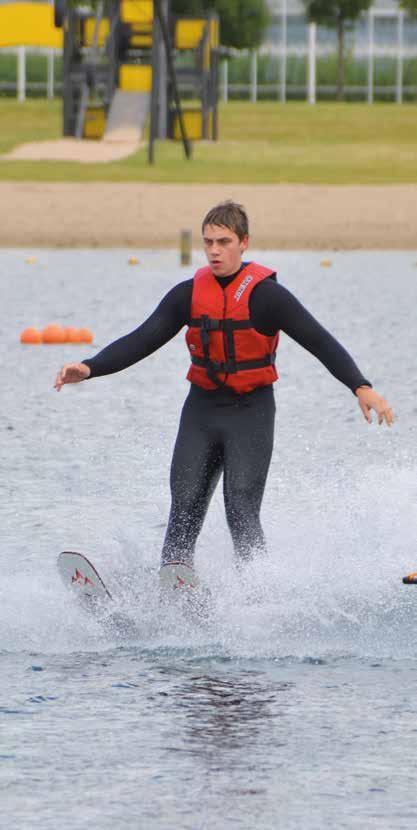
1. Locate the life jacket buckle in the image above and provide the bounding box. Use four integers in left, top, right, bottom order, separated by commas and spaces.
200, 315, 221, 332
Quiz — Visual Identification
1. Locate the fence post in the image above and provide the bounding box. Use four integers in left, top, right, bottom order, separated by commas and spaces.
307, 22, 316, 104
222, 59, 228, 103
250, 50, 257, 102
396, 10, 404, 104
367, 9, 374, 104
17, 46, 26, 102
47, 49, 55, 99
280, 0, 287, 103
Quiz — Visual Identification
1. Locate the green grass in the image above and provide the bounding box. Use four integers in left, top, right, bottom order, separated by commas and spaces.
1, 99, 417, 184
0, 99, 61, 154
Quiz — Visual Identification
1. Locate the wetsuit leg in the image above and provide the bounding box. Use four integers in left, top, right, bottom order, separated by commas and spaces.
161, 385, 275, 567
161, 392, 223, 566
222, 389, 276, 561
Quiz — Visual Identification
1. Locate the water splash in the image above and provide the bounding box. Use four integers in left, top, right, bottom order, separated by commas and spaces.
2, 461, 416, 661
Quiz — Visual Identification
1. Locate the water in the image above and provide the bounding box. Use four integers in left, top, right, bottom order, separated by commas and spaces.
1, 249, 417, 829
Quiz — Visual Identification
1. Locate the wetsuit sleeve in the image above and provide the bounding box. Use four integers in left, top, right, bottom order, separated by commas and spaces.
82, 280, 192, 378
250, 279, 372, 394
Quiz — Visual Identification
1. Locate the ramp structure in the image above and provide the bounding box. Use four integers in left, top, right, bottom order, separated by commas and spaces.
53, 0, 219, 162
104, 90, 150, 143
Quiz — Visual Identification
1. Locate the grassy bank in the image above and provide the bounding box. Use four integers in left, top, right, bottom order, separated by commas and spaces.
1, 99, 417, 184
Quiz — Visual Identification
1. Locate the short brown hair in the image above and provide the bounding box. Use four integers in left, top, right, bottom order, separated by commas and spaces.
202, 201, 249, 241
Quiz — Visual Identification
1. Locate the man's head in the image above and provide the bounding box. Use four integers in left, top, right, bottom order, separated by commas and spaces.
202, 201, 249, 278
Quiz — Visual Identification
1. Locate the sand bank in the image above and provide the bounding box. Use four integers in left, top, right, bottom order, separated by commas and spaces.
1, 139, 140, 164
1, 182, 416, 249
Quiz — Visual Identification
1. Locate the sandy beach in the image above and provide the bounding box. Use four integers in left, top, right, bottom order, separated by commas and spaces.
1, 182, 417, 249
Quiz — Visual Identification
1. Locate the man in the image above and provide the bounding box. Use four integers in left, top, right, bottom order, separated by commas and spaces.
55, 201, 394, 595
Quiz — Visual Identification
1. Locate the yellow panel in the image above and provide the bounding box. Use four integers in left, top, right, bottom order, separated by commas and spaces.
175, 19, 205, 51
174, 109, 210, 142
84, 18, 110, 48
119, 64, 152, 92
210, 17, 219, 49
0, 3, 63, 48
121, 0, 153, 25
83, 107, 106, 140
129, 33, 153, 48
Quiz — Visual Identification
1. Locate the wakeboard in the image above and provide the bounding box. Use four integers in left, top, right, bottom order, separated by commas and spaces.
159, 560, 212, 619
159, 560, 200, 593
57, 551, 138, 637
58, 551, 112, 606
58, 552, 211, 630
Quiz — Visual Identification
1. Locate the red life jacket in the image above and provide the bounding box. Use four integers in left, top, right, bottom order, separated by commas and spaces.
186, 262, 279, 394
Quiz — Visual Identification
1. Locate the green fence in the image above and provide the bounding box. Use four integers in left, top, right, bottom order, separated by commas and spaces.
0, 51, 62, 97
224, 52, 417, 102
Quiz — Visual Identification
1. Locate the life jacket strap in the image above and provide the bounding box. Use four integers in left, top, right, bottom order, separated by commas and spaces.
189, 317, 252, 331
191, 353, 276, 375
189, 315, 275, 387
195, 315, 226, 386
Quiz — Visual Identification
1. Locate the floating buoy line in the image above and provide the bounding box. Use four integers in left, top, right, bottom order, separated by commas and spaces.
20, 325, 93, 345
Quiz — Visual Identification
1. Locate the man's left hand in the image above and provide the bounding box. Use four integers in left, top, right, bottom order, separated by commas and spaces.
355, 386, 394, 426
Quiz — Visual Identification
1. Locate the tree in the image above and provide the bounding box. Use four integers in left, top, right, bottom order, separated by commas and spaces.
399, 0, 417, 14
171, 0, 270, 50
303, 0, 372, 100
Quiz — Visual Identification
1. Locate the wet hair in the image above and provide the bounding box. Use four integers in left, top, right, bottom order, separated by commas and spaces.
202, 200, 249, 241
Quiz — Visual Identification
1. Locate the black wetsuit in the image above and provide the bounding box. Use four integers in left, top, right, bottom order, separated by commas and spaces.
83, 266, 371, 564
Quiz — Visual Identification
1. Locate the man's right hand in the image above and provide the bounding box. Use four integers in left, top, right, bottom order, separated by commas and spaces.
54, 362, 91, 391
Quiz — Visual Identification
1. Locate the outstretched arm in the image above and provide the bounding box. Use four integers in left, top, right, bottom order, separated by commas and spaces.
54, 280, 192, 390
250, 279, 394, 426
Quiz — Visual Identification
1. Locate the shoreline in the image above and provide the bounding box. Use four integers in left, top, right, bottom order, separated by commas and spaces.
1, 182, 417, 249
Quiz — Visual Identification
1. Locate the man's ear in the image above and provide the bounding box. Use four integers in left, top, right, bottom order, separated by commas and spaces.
240, 235, 249, 252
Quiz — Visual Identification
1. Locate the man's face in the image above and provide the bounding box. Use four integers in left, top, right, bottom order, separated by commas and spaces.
202, 224, 248, 278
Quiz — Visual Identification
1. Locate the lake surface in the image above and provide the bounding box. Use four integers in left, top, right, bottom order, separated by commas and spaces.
1, 249, 417, 829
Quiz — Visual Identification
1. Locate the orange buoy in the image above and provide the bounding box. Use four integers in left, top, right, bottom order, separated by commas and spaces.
64, 326, 83, 344
20, 327, 42, 344
128, 256, 139, 265
78, 328, 93, 344
42, 324, 66, 344
320, 259, 332, 267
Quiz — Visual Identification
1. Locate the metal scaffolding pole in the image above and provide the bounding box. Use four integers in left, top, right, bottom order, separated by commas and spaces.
150, 0, 191, 163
